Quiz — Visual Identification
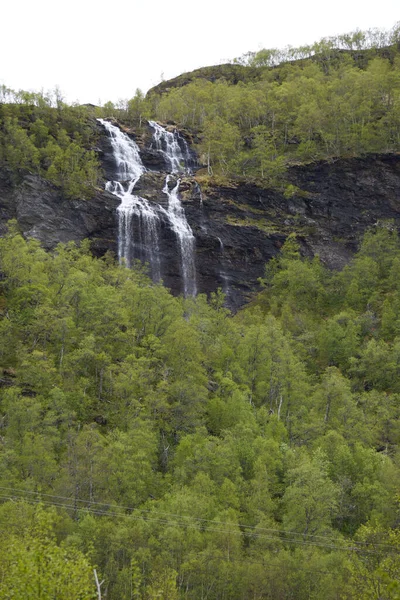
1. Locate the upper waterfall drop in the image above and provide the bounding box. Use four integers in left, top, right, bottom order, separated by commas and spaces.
98, 118, 145, 182
98, 119, 161, 278
148, 121, 193, 174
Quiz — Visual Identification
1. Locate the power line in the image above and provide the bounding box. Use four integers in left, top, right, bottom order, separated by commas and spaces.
0, 489, 396, 556
0, 496, 343, 576
0, 490, 340, 577
0, 485, 392, 549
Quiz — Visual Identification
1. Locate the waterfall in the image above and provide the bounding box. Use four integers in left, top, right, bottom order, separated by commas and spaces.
149, 121, 197, 296
149, 121, 193, 174
98, 118, 198, 297
113, 182, 161, 279
99, 118, 145, 181
194, 181, 203, 206
163, 176, 197, 297
98, 119, 161, 279
217, 237, 230, 300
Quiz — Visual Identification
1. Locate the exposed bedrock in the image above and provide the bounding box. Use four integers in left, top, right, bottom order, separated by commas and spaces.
1, 123, 400, 309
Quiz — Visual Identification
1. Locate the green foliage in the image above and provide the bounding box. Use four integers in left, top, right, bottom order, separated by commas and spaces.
283, 449, 340, 536
3, 34, 400, 595
148, 24, 400, 181
1, 223, 400, 597
0, 87, 100, 198
0, 503, 95, 599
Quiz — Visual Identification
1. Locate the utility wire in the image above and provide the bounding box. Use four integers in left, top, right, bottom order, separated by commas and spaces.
0, 490, 396, 556
0, 490, 339, 577
0, 485, 393, 550
0, 495, 343, 576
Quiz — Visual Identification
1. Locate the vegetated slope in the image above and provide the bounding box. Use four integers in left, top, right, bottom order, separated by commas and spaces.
1, 225, 400, 598
145, 26, 400, 185
3, 106, 400, 309
148, 42, 400, 97
0, 87, 101, 198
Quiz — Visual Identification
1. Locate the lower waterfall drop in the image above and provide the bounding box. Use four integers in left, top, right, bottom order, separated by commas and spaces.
163, 176, 197, 297
112, 182, 161, 279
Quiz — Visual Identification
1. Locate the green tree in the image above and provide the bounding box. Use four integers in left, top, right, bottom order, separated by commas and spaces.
0, 503, 96, 600
283, 450, 339, 536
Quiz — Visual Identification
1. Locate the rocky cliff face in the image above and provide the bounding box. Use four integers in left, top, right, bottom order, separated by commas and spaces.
1, 120, 400, 309
188, 153, 400, 307
0, 168, 120, 256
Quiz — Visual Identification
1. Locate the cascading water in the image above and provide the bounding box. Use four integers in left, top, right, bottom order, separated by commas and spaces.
112, 181, 161, 279
163, 175, 197, 297
98, 118, 197, 297
99, 118, 145, 182
98, 119, 161, 279
217, 237, 230, 299
149, 121, 197, 295
149, 121, 193, 174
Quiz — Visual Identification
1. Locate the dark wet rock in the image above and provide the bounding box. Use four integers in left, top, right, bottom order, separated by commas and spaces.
184, 153, 400, 307
2, 121, 400, 310
0, 170, 119, 257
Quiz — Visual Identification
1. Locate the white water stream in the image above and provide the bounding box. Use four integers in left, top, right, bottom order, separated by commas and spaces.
98, 119, 161, 279
149, 120, 193, 174
163, 175, 196, 297
98, 119, 197, 296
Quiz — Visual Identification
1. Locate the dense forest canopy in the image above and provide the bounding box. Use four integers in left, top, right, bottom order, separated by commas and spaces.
0, 86, 100, 198
147, 25, 400, 182
1, 224, 400, 598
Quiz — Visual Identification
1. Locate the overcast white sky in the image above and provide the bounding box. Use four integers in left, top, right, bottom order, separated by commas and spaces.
1, 0, 399, 105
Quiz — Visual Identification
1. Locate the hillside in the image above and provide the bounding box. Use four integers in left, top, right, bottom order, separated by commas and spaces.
2, 119, 400, 308
2, 24, 400, 599
148, 44, 400, 97
145, 26, 400, 187
2, 225, 400, 598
